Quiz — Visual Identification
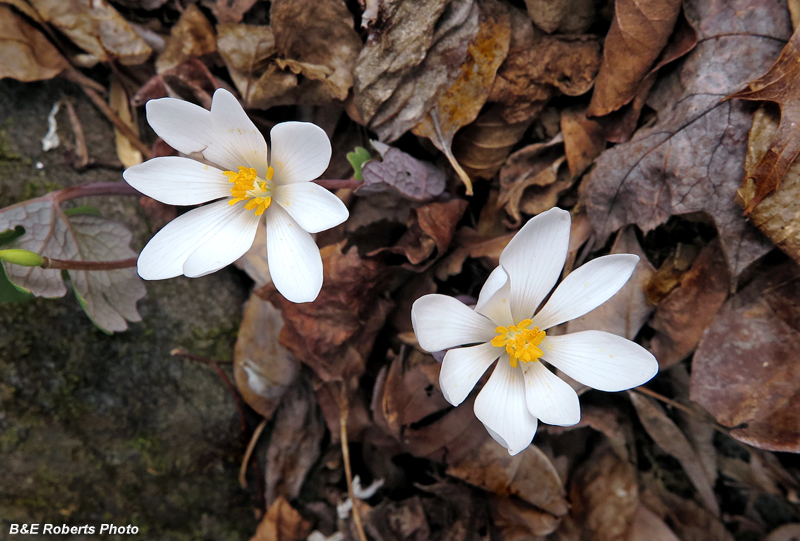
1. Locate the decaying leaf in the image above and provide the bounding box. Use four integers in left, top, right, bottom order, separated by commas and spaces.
411, 0, 512, 194
523, 0, 596, 34
628, 392, 719, 515
234, 293, 298, 420
265, 241, 394, 385
0, 191, 145, 333
29, 0, 152, 67
251, 496, 311, 541
132, 58, 220, 108
353, 0, 480, 142
582, 0, 791, 279
729, 25, 800, 212
561, 106, 606, 178
491, 495, 561, 538
646, 239, 730, 368
497, 135, 573, 226
435, 227, 513, 281
587, 0, 682, 117
738, 105, 800, 265
0, 4, 68, 82
212, 0, 259, 24
216, 24, 281, 108
356, 142, 447, 201
109, 77, 142, 169
265, 378, 325, 506
644, 481, 735, 541
625, 505, 681, 541
691, 261, 800, 452
155, 4, 216, 73
567, 227, 656, 340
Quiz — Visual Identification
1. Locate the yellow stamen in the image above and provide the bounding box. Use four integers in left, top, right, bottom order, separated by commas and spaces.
224, 166, 272, 215
491, 319, 546, 368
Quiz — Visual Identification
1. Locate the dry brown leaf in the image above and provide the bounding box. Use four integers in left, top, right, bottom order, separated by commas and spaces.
625, 505, 680, 541
646, 481, 735, 541
561, 106, 606, 177
213, 0, 259, 24
155, 4, 216, 73
133, 58, 220, 108
447, 438, 569, 518
691, 260, 800, 452
567, 227, 655, 340
265, 241, 393, 385
497, 135, 573, 226
216, 24, 284, 108
628, 392, 719, 516
411, 0, 511, 194
435, 227, 513, 281
587, 0, 682, 117
569, 446, 639, 541
765, 524, 800, 541
353, 0, 479, 142
0, 4, 67, 82
264, 378, 325, 506
729, 25, 800, 212
109, 77, 142, 169
251, 496, 311, 541
523, 0, 596, 34
646, 239, 729, 369
582, 0, 791, 279
491, 495, 561, 539
365, 496, 430, 541
739, 105, 800, 265
29, 0, 152, 67
234, 293, 298, 420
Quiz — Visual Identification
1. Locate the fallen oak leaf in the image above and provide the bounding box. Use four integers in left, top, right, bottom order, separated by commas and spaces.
728, 25, 800, 213
411, 0, 511, 195
0, 4, 68, 82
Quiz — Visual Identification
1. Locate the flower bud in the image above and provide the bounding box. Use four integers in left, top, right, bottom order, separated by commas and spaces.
0, 249, 45, 267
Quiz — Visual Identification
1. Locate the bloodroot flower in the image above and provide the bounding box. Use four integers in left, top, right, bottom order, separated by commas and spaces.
411, 207, 658, 455
123, 88, 348, 303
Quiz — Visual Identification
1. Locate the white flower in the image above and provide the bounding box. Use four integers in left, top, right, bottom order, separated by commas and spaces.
411, 207, 658, 455
123, 88, 349, 303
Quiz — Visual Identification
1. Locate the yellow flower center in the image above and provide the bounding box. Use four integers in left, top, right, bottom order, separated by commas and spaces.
224, 166, 274, 216
491, 319, 546, 368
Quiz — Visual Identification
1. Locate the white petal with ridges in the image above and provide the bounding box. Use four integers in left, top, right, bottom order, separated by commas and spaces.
411, 295, 497, 352
475, 266, 514, 327
440, 342, 500, 407
500, 207, 571, 323
183, 205, 261, 277
138, 200, 247, 280
123, 157, 230, 205
541, 331, 658, 392
265, 203, 323, 303
474, 358, 538, 455
146, 89, 267, 174
270, 122, 331, 185
531, 254, 639, 330
273, 182, 349, 233
521, 361, 581, 426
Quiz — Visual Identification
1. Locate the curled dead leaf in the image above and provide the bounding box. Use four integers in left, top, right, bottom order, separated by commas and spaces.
155, 4, 216, 73
0, 4, 68, 82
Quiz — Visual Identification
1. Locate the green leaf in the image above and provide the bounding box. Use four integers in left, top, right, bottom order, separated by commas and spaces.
346, 146, 372, 181
0, 227, 34, 303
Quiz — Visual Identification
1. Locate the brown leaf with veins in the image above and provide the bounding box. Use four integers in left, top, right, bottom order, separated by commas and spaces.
0, 191, 145, 333
561, 106, 606, 177
490, 495, 561, 538
234, 293, 298, 420
587, 0, 682, 117
251, 497, 311, 541
729, 25, 800, 213
411, 0, 511, 194
0, 5, 68, 82
29, 0, 152, 67
582, 0, 791, 279
646, 239, 730, 369
691, 260, 800, 452
155, 5, 216, 73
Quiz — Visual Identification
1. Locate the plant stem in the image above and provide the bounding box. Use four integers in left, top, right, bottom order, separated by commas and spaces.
41, 257, 137, 271
54, 182, 140, 203
339, 383, 368, 541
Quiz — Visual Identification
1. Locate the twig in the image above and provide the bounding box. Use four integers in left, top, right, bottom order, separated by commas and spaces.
338, 383, 368, 541
314, 179, 363, 190
633, 386, 730, 435
41, 257, 137, 271
63, 99, 89, 169
80, 85, 153, 160
239, 417, 267, 489
54, 182, 140, 203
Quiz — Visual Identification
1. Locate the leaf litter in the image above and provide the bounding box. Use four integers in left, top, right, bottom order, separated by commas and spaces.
1, 0, 800, 538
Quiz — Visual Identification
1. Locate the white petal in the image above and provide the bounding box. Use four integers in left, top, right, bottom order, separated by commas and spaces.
123, 157, 230, 205
265, 203, 323, 303
521, 361, 581, 426
269, 122, 332, 184
500, 207, 571, 322
273, 182, 349, 234
532, 254, 639, 330
146, 88, 268, 174
411, 294, 497, 352
440, 342, 500, 407
541, 331, 659, 392
138, 200, 249, 280
182, 206, 261, 278
475, 266, 514, 327
474, 358, 538, 455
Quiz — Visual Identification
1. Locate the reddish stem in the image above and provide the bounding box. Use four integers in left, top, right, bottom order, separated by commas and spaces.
54, 182, 140, 203
41, 257, 137, 271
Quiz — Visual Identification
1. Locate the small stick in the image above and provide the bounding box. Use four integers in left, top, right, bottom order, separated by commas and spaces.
63, 99, 89, 169
338, 383, 368, 541
41, 257, 137, 271
632, 386, 730, 435
81, 86, 153, 160
239, 417, 267, 489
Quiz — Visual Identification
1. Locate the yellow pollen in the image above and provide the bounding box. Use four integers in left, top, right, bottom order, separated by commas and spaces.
224, 166, 272, 216
491, 319, 546, 368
